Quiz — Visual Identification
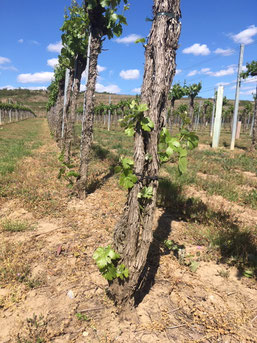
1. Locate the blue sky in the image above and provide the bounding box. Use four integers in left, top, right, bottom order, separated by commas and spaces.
0, 0, 257, 100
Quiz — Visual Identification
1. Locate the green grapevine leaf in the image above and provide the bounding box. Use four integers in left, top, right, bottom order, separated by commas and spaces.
138, 186, 153, 199
120, 171, 138, 189
66, 171, 80, 178
178, 156, 187, 174
93, 246, 119, 269
178, 148, 187, 158
135, 38, 146, 44
101, 264, 117, 280
166, 146, 174, 157
121, 157, 134, 170
124, 127, 135, 136
137, 103, 148, 112
114, 165, 122, 173
116, 264, 129, 280
140, 117, 154, 132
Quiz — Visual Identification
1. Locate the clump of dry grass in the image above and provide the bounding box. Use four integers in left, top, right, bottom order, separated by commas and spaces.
1, 219, 35, 232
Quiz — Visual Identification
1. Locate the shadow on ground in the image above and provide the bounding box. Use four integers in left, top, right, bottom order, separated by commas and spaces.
134, 177, 257, 305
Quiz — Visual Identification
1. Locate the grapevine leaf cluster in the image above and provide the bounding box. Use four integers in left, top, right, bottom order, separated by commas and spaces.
60, 1, 89, 69
93, 246, 129, 281
47, 1, 89, 112
184, 82, 202, 98
86, 0, 129, 39
0, 101, 35, 115
241, 60, 257, 79
119, 99, 154, 137
46, 65, 66, 112
58, 153, 79, 187
137, 186, 153, 199
169, 82, 186, 102
158, 127, 198, 174
114, 157, 138, 189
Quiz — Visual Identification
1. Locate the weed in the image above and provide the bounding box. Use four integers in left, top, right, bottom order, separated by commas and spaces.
241, 189, 257, 209
76, 312, 90, 321
17, 314, 47, 343
217, 269, 230, 278
1, 219, 35, 232
0, 118, 43, 177
0, 241, 41, 287
26, 277, 44, 289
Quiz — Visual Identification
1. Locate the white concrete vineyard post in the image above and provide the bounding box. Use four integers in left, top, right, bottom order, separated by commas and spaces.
210, 94, 216, 137
212, 86, 224, 148
230, 44, 244, 150
61, 68, 70, 138
236, 121, 241, 139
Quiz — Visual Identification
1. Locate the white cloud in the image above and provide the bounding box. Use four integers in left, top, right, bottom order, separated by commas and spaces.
80, 83, 121, 93
120, 69, 140, 80
23, 86, 47, 90
214, 48, 235, 56
0, 57, 17, 71
0, 56, 11, 64
0, 85, 47, 90
243, 76, 257, 84
215, 81, 232, 87
97, 65, 106, 73
0, 65, 18, 71
176, 69, 182, 75
201, 68, 211, 73
132, 87, 141, 93
182, 43, 210, 56
81, 65, 106, 80
187, 70, 198, 77
47, 58, 59, 68
240, 88, 256, 95
201, 66, 235, 77
18, 39, 24, 44
210, 66, 235, 77
30, 40, 40, 45
0, 85, 15, 90
231, 25, 257, 45
17, 72, 54, 83
186, 66, 236, 78
47, 41, 63, 53
116, 34, 142, 44
96, 83, 121, 93
241, 85, 257, 90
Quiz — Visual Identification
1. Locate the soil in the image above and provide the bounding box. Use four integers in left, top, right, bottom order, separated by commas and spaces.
0, 120, 257, 343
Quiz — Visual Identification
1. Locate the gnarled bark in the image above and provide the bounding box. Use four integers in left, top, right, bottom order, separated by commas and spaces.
189, 95, 194, 129
251, 86, 257, 151
52, 78, 65, 146
109, 0, 181, 308
62, 70, 74, 162
76, 33, 102, 198
63, 57, 87, 164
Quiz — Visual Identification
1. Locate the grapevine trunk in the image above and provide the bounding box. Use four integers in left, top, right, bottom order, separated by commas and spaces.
109, 0, 181, 308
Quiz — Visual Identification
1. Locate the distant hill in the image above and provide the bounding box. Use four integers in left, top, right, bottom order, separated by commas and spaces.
0, 89, 136, 117
0, 89, 253, 117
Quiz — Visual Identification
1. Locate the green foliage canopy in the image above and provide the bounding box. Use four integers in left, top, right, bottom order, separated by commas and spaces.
184, 82, 202, 98
241, 60, 257, 79
85, 0, 129, 39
